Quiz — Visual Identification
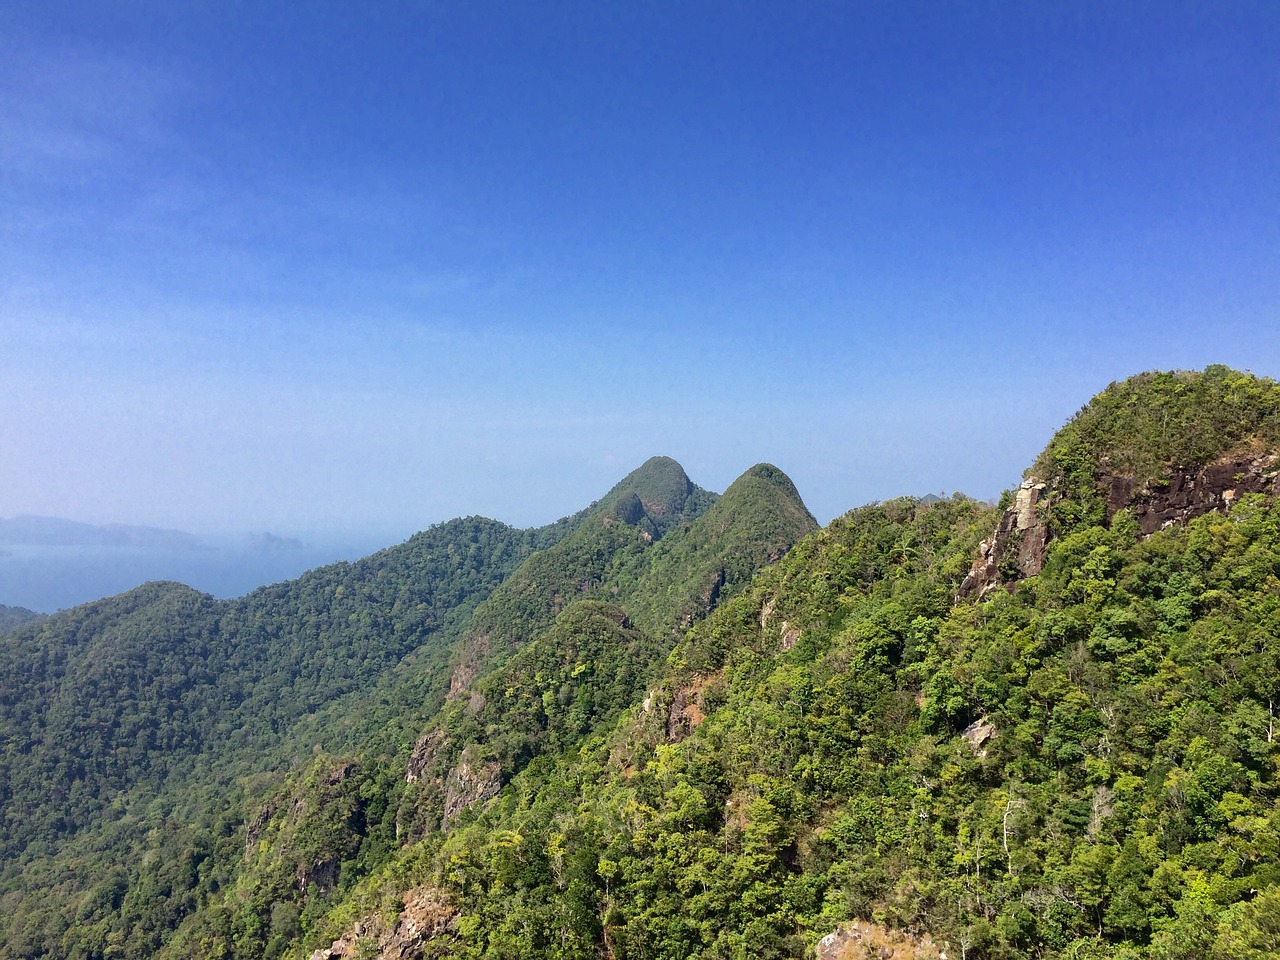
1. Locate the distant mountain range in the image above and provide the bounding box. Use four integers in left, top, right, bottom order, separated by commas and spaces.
0, 603, 44, 634
0, 519, 332, 612
0, 515, 208, 550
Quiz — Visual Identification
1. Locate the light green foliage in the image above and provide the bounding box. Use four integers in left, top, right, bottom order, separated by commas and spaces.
5, 372, 1280, 960
307, 487, 1280, 960
1032, 365, 1280, 534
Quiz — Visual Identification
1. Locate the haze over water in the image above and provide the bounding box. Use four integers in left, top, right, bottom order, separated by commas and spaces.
0, 532, 392, 612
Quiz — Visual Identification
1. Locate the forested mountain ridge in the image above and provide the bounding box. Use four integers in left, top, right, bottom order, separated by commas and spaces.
0, 603, 44, 634
279, 367, 1280, 960
4, 367, 1280, 960
161, 460, 818, 959
435, 457, 718, 699
965, 365, 1280, 597
0, 456, 815, 960
0, 514, 556, 956
397, 462, 818, 840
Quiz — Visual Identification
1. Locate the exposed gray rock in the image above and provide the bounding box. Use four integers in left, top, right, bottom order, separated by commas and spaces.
405, 729, 444, 784
959, 479, 1051, 599
441, 749, 502, 830
962, 718, 996, 757
309, 886, 458, 960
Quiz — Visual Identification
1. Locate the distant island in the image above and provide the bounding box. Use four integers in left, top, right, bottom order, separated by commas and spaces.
0, 515, 208, 551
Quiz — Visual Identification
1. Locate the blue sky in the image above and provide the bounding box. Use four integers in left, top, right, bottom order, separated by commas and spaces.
2, 1, 1278, 540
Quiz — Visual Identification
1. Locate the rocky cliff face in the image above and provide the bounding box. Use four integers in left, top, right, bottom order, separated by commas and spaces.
308, 886, 458, 960
403, 734, 503, 832
815, 919, 943, 960
961, 451, 1280, 597
441, 752, 502, 830
1107, 450, 1278, 534
664, 671, 723, 743
959, 480, 1051, 598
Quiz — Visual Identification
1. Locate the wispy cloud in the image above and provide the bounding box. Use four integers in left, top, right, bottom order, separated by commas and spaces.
0, 37, 193, 176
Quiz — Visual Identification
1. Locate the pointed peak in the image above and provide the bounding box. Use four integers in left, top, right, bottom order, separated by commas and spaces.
728, 463, 804, 497
584, 457, 717, 540
602, 456, 693, 517
715, 463, 817, 532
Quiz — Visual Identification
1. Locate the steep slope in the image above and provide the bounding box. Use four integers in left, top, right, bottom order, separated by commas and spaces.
963, 365, 1280, 595
294, 368, 1280, 960
0, 455, 808, 960
295, 495, 996, 960
200, 462, 816, 960
0, 516, 555, 959
440, 457, 716, 695
399, 463, 816, 837
622, 463, 818, 638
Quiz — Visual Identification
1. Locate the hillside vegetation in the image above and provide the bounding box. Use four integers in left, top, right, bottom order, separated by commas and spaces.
0, 515, 555, 956
0, 457, 817, 959
3, 367, 1279, 960
1032, 364, 1280, 534
0, 604, 44, 634
284, 367, 1280, 960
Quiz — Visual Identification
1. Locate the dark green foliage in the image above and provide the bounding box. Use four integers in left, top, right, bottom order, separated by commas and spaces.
439, 458, 721, 692
0, 516, 550, 959
444, 517, 655, 690
622, 463, 818, 639
459, 601, 663, 771
0, 582, 223, 860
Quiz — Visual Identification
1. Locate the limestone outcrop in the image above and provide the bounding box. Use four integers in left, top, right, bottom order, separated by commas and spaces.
441, 750, 502, 830
959, 479, 1051, 598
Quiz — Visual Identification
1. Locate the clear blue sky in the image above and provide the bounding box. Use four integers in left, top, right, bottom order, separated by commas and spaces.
2, 1, 1278, 539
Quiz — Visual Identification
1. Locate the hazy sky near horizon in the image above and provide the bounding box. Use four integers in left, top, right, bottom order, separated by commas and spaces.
3, 2, 1278, 538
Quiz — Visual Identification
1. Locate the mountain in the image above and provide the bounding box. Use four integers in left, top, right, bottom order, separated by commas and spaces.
0, 513, 564, 956
284, 367, 1279, 960
0, 457, 815, 960
0, 604, 44, 633
0, 515, 207, 550
588, 455, 719, 540
962, 364, 1280, 596
181, 460, 817, 960
394, 462, 817, 840
5, 369, 1280, 960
